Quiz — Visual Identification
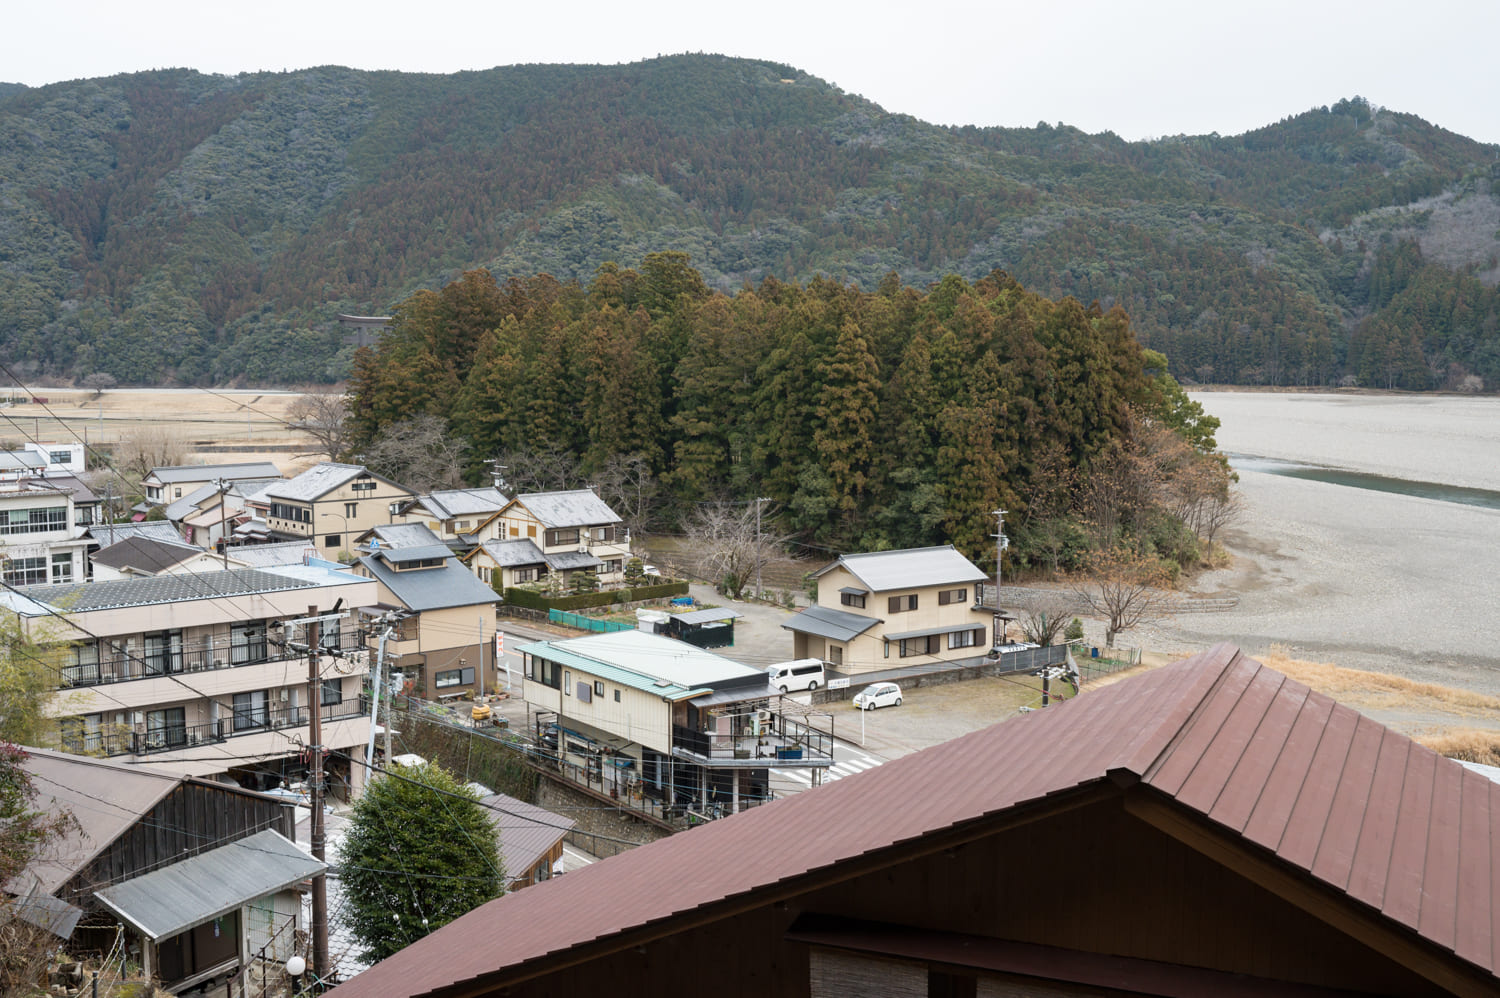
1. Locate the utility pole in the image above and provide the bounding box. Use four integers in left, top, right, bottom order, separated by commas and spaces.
755, 497, 770, 601
305, 605, 329, 985
216, 479, 229, 568
992, 509, 1008, 652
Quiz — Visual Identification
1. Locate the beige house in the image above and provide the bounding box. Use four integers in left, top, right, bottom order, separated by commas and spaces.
139, 462, 281, 509
782, 545, 991, 673
249, 462, 413, 555
391, 487, 508, 544
6, 564, 376, 797
471, 490, 631, 589
353, 528, 499, 700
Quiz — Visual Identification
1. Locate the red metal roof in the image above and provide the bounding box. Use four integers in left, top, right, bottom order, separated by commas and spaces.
328, 644, 1500, 996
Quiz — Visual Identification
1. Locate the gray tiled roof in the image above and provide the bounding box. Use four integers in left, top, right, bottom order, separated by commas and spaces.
90, 536, 205, 572
84, 521, 187, 545
261, 463, 390, 502
164, 482, 222, 521
509, 490, 621, 529
781, 605, 882, 642
477, 539, 547, 568
546, 550, 602, 570
146, 462, 281, 484
815, 545, 987, 591
423, 488, 508, 518
357, 554, 498, 612
17, 568, 317, 612
362, 523, 445, 550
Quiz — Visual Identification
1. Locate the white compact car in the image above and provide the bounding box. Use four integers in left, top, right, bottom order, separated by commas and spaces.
852, 682, 902, 710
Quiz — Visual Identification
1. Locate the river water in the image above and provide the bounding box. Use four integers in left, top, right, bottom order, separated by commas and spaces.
1140, 392, 1500, 694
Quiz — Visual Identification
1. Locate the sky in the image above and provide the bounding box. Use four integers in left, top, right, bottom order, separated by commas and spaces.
8, 1, 1500, 145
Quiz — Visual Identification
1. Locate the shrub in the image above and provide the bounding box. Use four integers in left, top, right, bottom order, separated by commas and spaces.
1064, 618, 1084, 641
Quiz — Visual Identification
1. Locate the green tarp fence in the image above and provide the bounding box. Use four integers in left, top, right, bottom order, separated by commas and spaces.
549, 609, 633, 633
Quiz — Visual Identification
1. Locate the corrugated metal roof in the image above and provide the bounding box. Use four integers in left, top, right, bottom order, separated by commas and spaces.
781, 604, 881, 642
478, 793, 575, 888
884, 622, 981, 641
358, 554, 498, 613
505, 490, 621, 529
14, 567, 318, 612
671, 607, 742, 625
814, 544, 988, 591
518, 631, 762, 697
94, 829, 323, 941
326, 645, 1500, 997
229, 541, 318, 567
147, 462, 281, 485
476, 539, 547, 567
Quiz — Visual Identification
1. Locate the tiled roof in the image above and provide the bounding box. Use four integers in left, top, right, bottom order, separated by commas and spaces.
505, 490, 620, 529
262, 463, 391, 502
475, 539, 547, 568
422, 488, 508, 518
14, 567, 318, 612
815, 544, 988, 591
89, 536, 206, 572
362, 523, 445, 550
357, 553, 498, 612
327, 645, 1500, 997
84, 521, 186, 545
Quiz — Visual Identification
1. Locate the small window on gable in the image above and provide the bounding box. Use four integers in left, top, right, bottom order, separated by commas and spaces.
613, 689, 621, 702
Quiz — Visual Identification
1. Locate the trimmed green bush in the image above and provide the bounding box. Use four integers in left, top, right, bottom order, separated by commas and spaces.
503, 580, 689, 612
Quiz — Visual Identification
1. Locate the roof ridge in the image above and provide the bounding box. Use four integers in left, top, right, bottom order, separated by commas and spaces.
1129, 643, 1251, 782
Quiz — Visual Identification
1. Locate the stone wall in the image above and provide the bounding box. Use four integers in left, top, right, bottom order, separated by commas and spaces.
535, 777, 671, 860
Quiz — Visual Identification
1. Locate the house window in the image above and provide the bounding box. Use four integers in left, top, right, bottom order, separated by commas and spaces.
546, 528, 579, 547
324, 534, 341, 547
174, 488, 182, 498
888, 594, 918, 614
589, 526, 615, 543
48, 450, 71, 465
478, 566, 492, 584
146, 707, 186, 748
899, 635, 941, 657
454, 520, 470, 532
613, 689, 621, 703
343, 502, 357, 518
144, 630, 183, 674
63, 641, 100, 686
49, 553, 73, 583
321, 678, 343, 705
601, 559, 621, 575
61, 713, 103, 753
233, 691, 268, 731
0, 508, 67, 536
938, 588, 968, 606
531, 657, 562, 690
514, 567, 537, 584
509, 526, 519, 537
830, 645, 843, 665
949, 628, 982, 649
564, 670, 572, 695
594, 681, 604, 696
840, 592, 866, 609
2, 556, 47, 586
230, 621, 267, 666
527, 525, 536, 538
435, 667, 475, 688
351, 480, 376, 491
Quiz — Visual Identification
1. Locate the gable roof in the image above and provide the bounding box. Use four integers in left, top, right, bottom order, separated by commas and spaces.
89, 536, 210, 573
164, 481, 224, 521
470, 538, 548, 568
359, 522, 446, 551
145, 462, 281, 485
517, 631, 763, 700
356, 552, 498, 612
417, 488, 509, 519
328, 644, 1500, 997
814, 544, 988, 591
478, 793, 575, 889
84, 520, 187, 545
228, 540, 318, 567
502, 490, 621, 529
10, 567, 323, 613
260, 462, 406, 502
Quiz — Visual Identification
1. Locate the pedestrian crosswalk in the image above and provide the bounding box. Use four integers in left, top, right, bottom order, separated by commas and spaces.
771, 744, 886, 793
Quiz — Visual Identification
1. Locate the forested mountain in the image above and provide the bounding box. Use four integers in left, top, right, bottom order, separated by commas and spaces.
2, 56, 1498, 388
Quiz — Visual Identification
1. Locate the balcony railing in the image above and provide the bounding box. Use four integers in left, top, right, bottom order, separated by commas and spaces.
64, 696, 370, 758
60, 628, 366, 687
672, 712, 833, 766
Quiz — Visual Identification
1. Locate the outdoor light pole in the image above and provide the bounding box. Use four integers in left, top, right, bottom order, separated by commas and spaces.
992, 509, 1008, 652
755, 496, 770, 600
285, 954, 305, 995
319, 512, 349, 553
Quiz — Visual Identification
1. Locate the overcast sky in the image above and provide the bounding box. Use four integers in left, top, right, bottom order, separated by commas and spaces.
8, 1, 1499, 145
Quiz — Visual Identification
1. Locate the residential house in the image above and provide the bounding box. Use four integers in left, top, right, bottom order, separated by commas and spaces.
478, 792, 575, 892
139, 461, 282, 512
518, 630, 834, 819
782, 545, 990, 673
326, 644, 1500, 998
249, 462, 413, 554
5, 564, 377, 798
14, 748, 319, 995
467, 489, 630, 590
0, 478, 92, 587
391, 487, 508, 548
352, 527, 498, 700
167, 476, 281, 548
0, 441, 85, 479
90, 535, 247, 581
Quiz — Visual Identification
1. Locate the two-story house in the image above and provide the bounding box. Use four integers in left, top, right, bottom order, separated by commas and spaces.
138, 461, 282, 512
391, 487, 508, 549
5, 564, 377, 798
249, 462, 413, 555
781, 545, 991, 673
467, 490, 630, 590
352, 526, 499, 700
0, 478, 92, 586
519, 630, 834, 819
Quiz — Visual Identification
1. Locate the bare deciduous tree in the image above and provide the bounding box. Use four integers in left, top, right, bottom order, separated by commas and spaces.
589, 453, 660, 536
111, 425, 189, 502
689, 501, 790, 599
80, 372, 117, 398
488, 444, 586, 496
361, 414, 467, 493
1070, 550, 1176, 647
285, 392, 352, 461
1015, 592, 1081, 646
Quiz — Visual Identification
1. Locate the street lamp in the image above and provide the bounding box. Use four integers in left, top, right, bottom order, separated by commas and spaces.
285, 954, 306, 995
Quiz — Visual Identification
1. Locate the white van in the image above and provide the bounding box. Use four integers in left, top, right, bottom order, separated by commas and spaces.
767, 659, 825, 693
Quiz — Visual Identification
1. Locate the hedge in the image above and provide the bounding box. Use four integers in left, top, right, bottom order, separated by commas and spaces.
502, 580, 689, 612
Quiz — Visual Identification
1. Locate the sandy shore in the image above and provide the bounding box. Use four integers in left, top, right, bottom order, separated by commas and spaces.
1116, 392, 1500, 697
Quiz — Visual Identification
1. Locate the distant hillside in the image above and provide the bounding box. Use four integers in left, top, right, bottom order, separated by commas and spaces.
1, 57, 1498, 388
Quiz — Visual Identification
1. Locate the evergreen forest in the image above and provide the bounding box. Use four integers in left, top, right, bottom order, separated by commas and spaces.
1, 57, 1498, 390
